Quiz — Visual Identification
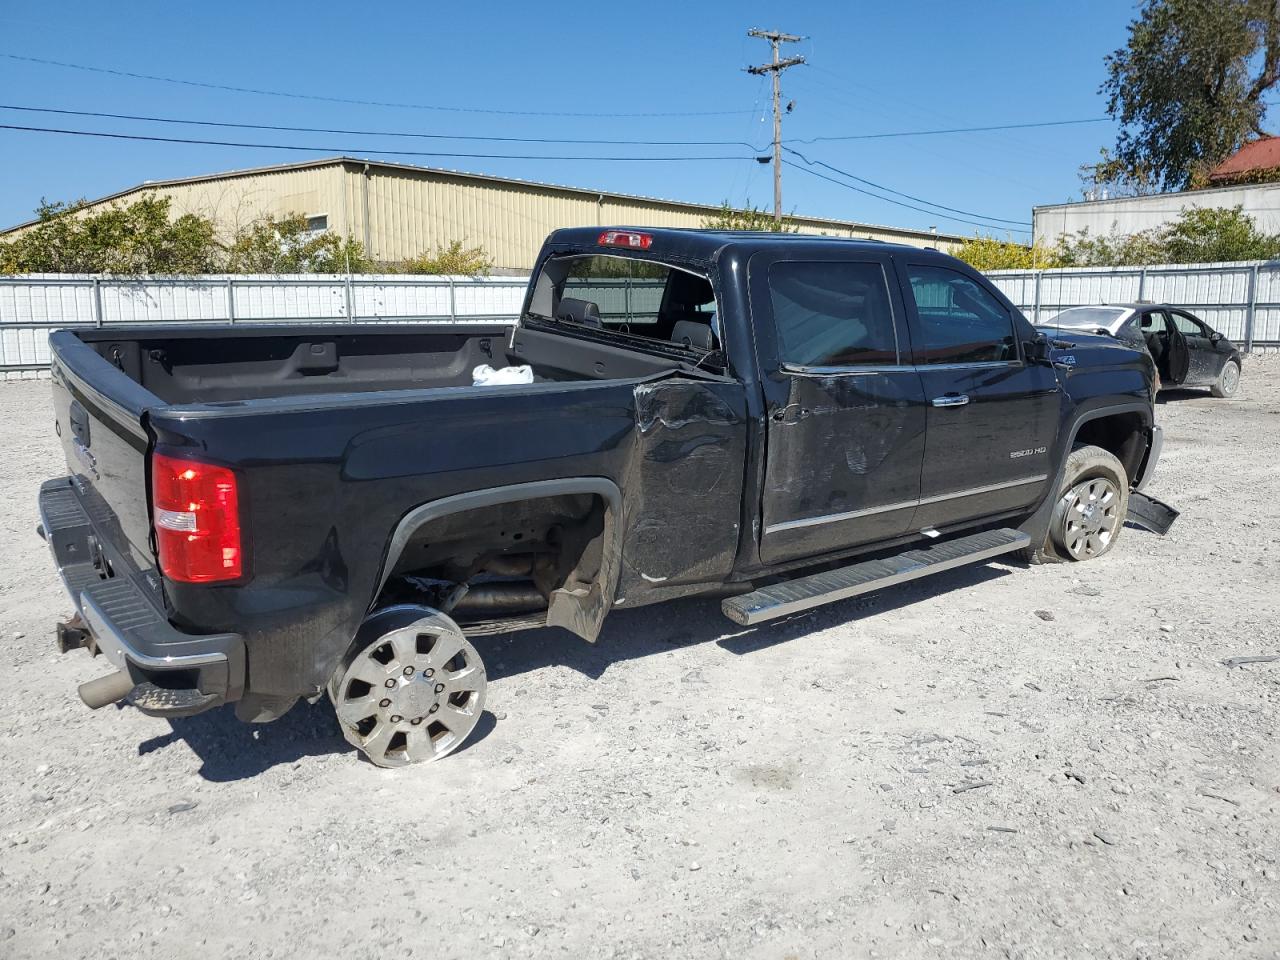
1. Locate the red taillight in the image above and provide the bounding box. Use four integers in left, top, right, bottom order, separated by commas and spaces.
151, 452, 243, 583
598, 230, 653, 250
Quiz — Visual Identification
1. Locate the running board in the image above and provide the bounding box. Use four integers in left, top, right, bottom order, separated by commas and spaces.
722, 528, 1030, 626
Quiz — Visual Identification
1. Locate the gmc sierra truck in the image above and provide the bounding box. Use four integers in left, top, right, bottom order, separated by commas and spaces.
37, 227, 1178, 767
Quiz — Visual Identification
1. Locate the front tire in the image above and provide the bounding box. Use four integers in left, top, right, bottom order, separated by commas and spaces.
1210, 360, 1240, 398
328, 605, 487, 767
1024, 445, 1129, 564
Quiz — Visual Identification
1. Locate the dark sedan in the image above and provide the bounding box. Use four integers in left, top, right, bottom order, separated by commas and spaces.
1045, 303, 1243, 398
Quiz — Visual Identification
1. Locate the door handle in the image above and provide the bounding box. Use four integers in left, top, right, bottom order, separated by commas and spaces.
770, 403, 811, 423
931, 394, 970, 408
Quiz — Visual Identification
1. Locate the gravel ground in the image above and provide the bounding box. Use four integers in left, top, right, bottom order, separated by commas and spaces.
1, 361, 1278, 960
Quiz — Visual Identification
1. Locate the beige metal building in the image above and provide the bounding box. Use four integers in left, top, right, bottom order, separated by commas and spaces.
1, 156, 965, 271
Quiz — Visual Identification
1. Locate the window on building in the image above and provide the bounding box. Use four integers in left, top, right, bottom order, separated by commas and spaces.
767, 261, 899, 366
905, 264, 1017, 364
304, 215, 329, 235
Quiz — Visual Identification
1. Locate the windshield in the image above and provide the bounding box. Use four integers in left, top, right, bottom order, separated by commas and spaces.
525, 254, 720, 355
1046, 306, 1131, 332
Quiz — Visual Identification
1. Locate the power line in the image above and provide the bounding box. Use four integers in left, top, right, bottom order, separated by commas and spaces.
790, 117, 1110, 144
782, 160, 1030, 234
784, 147, 1031, 226
0, 123, 753, 162
0, 103, 762, 148
0, 101, 1111, 150
0, 52, 756, 119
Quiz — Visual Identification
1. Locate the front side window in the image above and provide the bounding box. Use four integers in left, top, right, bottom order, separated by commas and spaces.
768, 261, 898, 367
905, 264, 1017, 364
1170, 312, 1206, 337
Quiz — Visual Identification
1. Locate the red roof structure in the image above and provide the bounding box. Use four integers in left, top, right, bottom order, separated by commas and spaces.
1208, 137, 1280, 183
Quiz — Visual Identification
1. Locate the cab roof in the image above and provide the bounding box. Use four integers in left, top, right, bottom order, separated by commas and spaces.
544, 226, 938, 263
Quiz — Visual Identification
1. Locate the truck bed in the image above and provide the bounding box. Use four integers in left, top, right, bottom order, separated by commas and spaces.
66, 322, 678, 404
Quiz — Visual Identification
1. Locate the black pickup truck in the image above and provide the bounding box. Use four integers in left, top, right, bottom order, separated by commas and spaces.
37, 227, 1177, 766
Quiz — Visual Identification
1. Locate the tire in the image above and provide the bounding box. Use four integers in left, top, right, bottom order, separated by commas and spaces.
328, 605, 487, 767
1023, 444, 1129, 564
1210, 359, 1240, 399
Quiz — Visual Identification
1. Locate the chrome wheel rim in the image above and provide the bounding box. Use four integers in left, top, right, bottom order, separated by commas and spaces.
1057, 476, 1121, 560
1221, 362, 1239, 396
330, 612, 486, 767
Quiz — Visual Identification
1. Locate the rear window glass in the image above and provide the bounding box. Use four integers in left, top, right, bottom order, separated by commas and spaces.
532, 255, 719, 352
768, 261, 899, 366
1047, 307, 1130, 331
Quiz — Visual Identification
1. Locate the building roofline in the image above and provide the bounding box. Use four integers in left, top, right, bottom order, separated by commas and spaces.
1, 155, 967, 242
1032, 178, 1280, 214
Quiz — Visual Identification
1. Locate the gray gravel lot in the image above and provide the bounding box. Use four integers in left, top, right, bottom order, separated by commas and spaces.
1, 361, 1278, 959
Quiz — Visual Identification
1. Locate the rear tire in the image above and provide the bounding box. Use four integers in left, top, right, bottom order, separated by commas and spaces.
1210, 360, 1240, 398
1022, 444, 1129, 564
328, 605, 487, 767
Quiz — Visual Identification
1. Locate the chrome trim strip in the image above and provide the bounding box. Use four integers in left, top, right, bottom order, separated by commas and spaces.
915, 474, 1048, 507
764, 473, 1050, 535
780, 363, 917, 376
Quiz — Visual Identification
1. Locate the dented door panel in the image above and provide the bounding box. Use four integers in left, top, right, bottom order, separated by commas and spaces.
759, 370, 926, 565
614, 377, 748, 598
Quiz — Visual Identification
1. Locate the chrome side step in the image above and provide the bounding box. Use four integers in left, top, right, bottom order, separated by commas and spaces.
722, 528, 1030, 626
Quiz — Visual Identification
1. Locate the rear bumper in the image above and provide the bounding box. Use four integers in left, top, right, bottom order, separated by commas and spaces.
38, 477, 244, 716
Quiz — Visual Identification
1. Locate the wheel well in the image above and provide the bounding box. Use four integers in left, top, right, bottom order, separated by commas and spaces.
373, 491, 609, 620
1072, 412, 1147, 482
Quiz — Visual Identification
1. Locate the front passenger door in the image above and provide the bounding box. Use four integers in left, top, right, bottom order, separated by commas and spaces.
900, 261, 1061, 531
1169, 310, 1216, 385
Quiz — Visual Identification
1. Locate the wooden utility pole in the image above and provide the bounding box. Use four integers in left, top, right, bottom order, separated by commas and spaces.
746, 28, 805, 229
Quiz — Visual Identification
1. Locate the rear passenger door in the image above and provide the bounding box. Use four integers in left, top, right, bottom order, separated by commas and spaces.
751, 253, 927, 566
898, 260, 1060, 531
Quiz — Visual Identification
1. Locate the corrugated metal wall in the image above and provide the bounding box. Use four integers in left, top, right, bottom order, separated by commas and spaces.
3, 160, 962, 271
987, 261, 1280, 346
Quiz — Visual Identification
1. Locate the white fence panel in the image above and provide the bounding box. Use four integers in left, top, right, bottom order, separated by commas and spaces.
0, 273, 530, 372
988, 260, 1280, 347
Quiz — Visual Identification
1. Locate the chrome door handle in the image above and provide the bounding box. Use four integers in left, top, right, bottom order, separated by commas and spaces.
931, 394, 970, 408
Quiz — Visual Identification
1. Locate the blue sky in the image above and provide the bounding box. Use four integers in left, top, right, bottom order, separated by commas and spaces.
0, 1, 1141, 240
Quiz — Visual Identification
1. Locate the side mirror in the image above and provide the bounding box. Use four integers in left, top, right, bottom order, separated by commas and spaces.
1027, 333, 1053, 364
1210, 331, 1223, 343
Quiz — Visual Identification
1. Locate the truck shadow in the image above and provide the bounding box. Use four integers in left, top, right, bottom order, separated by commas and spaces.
473, 561, 1012, 682
142, 561, 1012, 781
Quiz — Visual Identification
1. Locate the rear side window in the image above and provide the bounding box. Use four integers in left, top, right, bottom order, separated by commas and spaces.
905, 264, 1017, 364
768, 261, 898, 367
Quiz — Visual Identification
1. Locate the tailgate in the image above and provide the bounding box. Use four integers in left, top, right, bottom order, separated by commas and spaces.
48, 331, 160, 572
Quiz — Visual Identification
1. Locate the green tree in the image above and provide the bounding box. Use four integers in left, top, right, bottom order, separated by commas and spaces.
225, 213, 373, 273
700, 201, 799, 232
398, 240, 494, 276
0, 195, 219, 274
1099, 0, 1280, 192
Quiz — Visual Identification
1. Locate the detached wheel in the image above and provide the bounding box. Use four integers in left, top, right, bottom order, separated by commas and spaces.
1210, 360, 1240, 398
1025, 445, 1129, 564
328, 605, 487, 767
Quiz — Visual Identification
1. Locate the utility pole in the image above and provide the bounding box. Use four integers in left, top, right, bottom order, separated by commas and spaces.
746, 28, 805, 229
